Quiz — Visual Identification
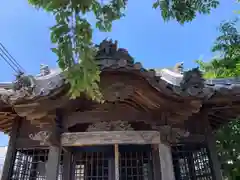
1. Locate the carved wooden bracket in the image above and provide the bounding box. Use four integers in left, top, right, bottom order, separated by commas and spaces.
159, 125, 190, 145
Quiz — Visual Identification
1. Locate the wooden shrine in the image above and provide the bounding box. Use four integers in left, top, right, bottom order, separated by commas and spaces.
0, 40, 239, 180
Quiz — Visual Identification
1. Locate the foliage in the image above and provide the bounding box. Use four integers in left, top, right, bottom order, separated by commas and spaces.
152, 0, 219, 24
28, 0, 127, 101
216, 119, 240, 179
197, 19, 240, 78
27, 0, 221, 100
197, 20, 240, 179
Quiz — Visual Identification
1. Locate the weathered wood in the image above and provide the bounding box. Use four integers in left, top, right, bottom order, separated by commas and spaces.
63, 149, 71, 180
27, 109, 63, 146
61, 131, 160, 146
207, 133, 223, 180
87, 120, 134, 131
203, 110, 223, 180
114, 144, 119, 180
179, 134, 205, 143
64, 110, 154, 128
152, 145, 161, 180
1, 119, 21, 180
46, 146, 61, 180
158, 143, 176, 180
16, 138, 48, 148
48, 108, 63, 146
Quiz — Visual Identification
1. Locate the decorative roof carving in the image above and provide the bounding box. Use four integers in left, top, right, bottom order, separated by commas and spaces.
179, 68, 205, 97
0, 68, 64, 105
96, 39, 118, 57
13, 72, 36, 96
39, 64, 50, 76
173, 62, 184, 74
95, 39, 134, 66
86, 120, 134, 132
29, 131, 51, 145
103, 83, 134, 102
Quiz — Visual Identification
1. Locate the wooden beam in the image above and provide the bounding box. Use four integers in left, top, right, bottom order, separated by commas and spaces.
64, 110, 147, 127
61, 131, 160, 146
63, 110, 163, 129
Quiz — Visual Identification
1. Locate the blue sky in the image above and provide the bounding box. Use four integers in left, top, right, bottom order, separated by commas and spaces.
0, 0, 239, 146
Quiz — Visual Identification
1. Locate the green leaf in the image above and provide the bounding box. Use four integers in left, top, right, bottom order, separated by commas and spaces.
152, 1, 159, 9
196, 19, 240, 178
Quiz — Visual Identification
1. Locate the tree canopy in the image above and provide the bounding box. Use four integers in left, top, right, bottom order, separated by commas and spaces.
197, 20, 240, 180
27, 0, 226, 100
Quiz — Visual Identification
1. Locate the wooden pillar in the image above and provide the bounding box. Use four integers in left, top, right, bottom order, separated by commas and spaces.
152, 145, 161, 180
46, 146, 61, 180
203, 110, 223, 180
114, 144, 119, 180
187, 152, 197, 180
62, 149, 71, 180
206, 132, 223, 180
1, 119, 21, 180
158, 142, 175, 180
46, 108, 63, 180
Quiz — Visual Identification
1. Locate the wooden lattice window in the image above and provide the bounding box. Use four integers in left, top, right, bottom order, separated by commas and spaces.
73, 151, 110, 180
10, 148, 63, 180
172, 143, 214, 180
119, 145, 153, 180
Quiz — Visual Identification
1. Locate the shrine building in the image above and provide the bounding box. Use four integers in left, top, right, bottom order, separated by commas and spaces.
0, 40, 239, 180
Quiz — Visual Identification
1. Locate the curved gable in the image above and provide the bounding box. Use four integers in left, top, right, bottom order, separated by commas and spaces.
0, 40, 239, 134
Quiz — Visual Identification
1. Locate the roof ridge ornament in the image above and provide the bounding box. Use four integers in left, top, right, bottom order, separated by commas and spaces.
173, 62, 184, 74
40, 64, 50, 76
12, 72, 37, 98
95, 39, 134, 67
179, 67, 205, 96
